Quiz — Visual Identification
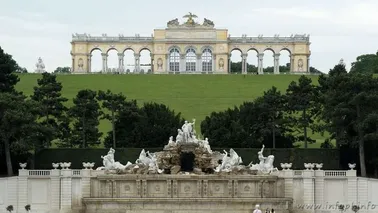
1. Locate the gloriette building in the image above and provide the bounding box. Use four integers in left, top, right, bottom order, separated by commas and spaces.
70, 13, 311, 74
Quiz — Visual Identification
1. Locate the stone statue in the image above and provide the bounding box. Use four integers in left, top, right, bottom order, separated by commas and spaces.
339, 58, 346, 66
35, 57, 46, 73
167, 18, 179, 27
183, 12, 198, 25
219, 58, 224, 70
157, 58, 163, 70
97, 148, 132, 170
203, 18, 214, 27
181, 119, 196, 143
214, 148, 242, 172
201, 138, 212, 154
135, 149, 163, 174
248, 145, 278, 174
298, 59, 304, 72
176, 129, 184, 143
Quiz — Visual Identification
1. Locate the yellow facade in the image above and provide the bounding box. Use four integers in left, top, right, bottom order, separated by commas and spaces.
70, 15, 310, 74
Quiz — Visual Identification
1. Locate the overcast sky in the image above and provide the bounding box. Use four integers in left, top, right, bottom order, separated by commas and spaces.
1, 0, 378, 73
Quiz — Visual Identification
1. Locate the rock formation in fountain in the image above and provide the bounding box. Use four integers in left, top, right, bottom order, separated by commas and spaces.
96, 118, 278, 175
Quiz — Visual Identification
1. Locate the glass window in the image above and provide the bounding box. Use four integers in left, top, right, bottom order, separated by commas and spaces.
202, 48, 212, 71
186, 48, 196, 71
169, 48, 180, 71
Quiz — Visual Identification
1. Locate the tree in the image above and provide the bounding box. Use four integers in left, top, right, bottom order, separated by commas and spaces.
256, 86, 289, 148
105, 102, 184, 148
350, 52, 378, 74
31, 73, 69, 148
15, 67, 28, 73
69, 90, 102, 148
286, 75, 318, 148
54, 67, 71, 73
97, 90, 129, 148
0, 93, 43, 176
0, 46, 20, 93
320, 71, 378, 177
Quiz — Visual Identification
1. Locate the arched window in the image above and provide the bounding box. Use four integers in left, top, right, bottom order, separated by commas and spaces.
169, 48, 180, 71
202, 48, 212, 71
186, 48, 196, 71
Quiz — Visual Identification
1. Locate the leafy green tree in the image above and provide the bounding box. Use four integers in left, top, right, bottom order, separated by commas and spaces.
97, 90, 130, 148
320, 70, 378, 177
69, 89, 102, 148
15, 67, 28, 73
105, 102, 184, 148
350, 52, 378, 74
286, 75, 318, 148
0, 46, 20, 93
256, 86, 289, 148
54, 67, 71, 73
31, 73, 69, 148
0, 93, 43, 176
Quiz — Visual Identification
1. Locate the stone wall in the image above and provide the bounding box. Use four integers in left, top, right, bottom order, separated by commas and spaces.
1, 169, 378, 213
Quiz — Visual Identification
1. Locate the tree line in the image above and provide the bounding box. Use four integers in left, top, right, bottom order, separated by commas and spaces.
1, 46, 378, 177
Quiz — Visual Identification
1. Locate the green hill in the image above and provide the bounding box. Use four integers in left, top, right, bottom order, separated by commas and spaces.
16, 73, 326, 147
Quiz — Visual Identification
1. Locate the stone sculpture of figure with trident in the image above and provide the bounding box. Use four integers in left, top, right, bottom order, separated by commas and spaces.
258, 144, 267, 170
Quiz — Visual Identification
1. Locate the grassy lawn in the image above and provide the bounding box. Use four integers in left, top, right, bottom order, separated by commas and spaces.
16, 73, 328, 147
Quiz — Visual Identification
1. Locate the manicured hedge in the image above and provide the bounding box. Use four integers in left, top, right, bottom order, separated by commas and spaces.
33, 148, 341, 170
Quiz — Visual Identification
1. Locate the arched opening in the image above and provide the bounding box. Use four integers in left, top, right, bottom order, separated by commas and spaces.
230, 49, 242, 73
180, 152, 195, 172
140, 49, 151, 74
169, 48, 180, 72
107, 49, 118, 73
263, 49, 275, 73
185, 48, 196, 72
123, 49, 135, 73
202, 48, 212, 72
246, 49, 258, 74
279, 49, 291, 73
90, 49, 102, 73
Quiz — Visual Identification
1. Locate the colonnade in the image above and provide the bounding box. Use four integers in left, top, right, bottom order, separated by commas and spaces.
86, 52, 154, 73
228, 53, 289, 74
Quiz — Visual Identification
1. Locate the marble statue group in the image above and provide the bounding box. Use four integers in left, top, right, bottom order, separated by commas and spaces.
97, 118, 278, 175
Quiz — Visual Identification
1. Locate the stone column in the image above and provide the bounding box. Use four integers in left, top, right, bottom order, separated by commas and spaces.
134, 53, 140, 73
242, 53, 248, 73
314, 170, 324, 213
71, 57, 75, 73
257, 53, 264, 74
87, 54, 92, 73
274, 53, 280, 74
118, 53, 124, 73
212, 55, 216, 72
81, 169, 92, 201
166, 54, 170, 72
228, 54, 232, 73
347, 170, 358, 204
50, 169, 60, 211
307, 55, 310, 73
60, 169, 73, 210
180, 54, 186, 72
150, 53, 154, 73
196, 54, 202, 72
290, 54, 295, 72
101, 53, 108, 73
302, 170, 315, 213
17, 169, 28, 212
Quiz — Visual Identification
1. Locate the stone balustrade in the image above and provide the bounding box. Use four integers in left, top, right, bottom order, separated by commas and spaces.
1, 168, 378, 213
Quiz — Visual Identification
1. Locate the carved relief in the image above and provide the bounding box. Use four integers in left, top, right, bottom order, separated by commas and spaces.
298, 59, 304, 72
244, 185, 251, 191
215, 185, 220, 192
155, 185, 161, 192
219, 58, 225, 70
157, 58, 163, 70
78, 58, 84, 72
184, 185, 191, 192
